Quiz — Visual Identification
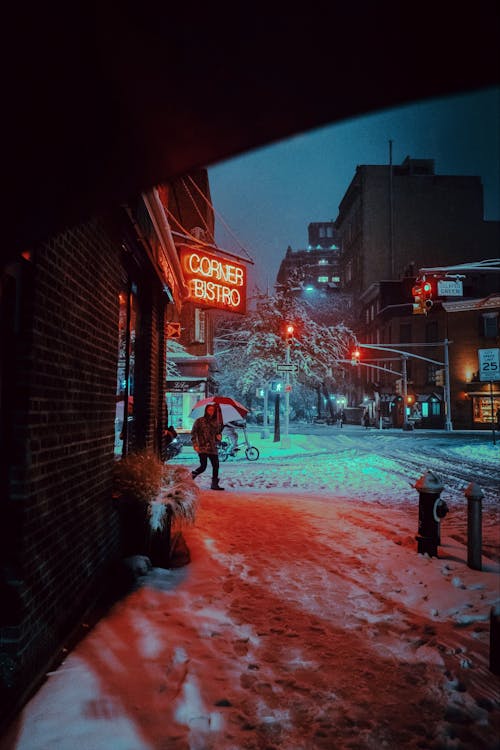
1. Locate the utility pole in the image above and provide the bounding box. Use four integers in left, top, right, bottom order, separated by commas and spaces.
443, 338, 453, 432
401, 355, 409, 430
389, 139, 394, 278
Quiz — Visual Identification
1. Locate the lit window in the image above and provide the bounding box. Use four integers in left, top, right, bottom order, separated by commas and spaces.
317, 276, 329, 283
318, 259, 328, 265
331, 276, 340, 282
194, 308, 206, 343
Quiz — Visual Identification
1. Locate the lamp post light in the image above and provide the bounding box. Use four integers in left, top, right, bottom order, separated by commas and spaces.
281, 324, 294, 449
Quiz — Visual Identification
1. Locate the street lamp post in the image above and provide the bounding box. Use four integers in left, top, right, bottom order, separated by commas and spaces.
262, 384, 270, 439
443, 338, 453, 432
281, 325, 293, 449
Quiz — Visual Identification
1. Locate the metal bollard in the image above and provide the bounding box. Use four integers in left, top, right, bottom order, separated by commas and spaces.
414, 470, 448, 557
464, 482, 484, 571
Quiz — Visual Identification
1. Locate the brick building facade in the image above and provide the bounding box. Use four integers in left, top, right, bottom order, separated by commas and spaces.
0, 200, 178, 726
336, 157, 499, 296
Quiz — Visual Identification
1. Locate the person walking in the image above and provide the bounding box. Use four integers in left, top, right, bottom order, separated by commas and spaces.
363, 409, 370, 429
191, 404, 225, 490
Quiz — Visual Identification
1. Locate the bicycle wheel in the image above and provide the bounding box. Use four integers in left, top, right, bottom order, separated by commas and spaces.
218, 442, 229, 462
245, 446, 259, 461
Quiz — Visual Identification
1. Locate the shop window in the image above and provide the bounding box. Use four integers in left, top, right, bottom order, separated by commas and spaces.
115, 284, 138, 458
482, 313, 498, 338
473, 395, 500, 423
317, 276, 328, 283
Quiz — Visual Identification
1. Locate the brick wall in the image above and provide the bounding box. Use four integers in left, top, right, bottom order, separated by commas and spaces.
0, 214, 125, 722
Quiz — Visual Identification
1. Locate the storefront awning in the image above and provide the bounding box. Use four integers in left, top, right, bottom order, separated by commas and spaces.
167, 377, 207, 392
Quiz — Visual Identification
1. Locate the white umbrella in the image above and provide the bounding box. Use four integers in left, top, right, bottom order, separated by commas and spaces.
189, 396, 249, 423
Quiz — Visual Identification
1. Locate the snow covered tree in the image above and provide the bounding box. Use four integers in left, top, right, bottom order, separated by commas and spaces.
214, 277, 355, 417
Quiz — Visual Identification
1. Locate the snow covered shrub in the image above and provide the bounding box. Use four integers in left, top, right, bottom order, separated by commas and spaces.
151, 464, 200, 532
113, 451, 200, 533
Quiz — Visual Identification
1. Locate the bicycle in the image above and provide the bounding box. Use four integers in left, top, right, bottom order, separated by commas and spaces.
218, 425, 260, 461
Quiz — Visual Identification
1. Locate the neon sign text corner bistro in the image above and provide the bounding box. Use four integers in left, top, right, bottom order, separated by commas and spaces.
180, 245, 247, 314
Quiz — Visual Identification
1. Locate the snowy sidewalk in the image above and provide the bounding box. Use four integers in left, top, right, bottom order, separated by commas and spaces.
1, 490, 499, 749
1, 431, 499, 750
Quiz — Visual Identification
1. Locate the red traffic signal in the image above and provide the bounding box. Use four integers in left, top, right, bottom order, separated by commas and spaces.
412, 278, 434, 314
351, 349, 361, 365
285, 324, 295, 337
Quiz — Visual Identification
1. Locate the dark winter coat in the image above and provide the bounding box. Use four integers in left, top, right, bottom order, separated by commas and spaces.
191, 407, 222, 455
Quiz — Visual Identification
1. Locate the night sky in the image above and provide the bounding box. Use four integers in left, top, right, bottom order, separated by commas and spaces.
208, 87, 500, 292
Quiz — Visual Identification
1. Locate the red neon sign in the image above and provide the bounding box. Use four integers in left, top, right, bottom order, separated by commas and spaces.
180, 246, 247, 314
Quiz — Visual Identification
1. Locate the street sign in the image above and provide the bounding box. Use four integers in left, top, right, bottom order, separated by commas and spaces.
437, 279, 463, 296
276, 364, 298, 372
478, 348, 500, 382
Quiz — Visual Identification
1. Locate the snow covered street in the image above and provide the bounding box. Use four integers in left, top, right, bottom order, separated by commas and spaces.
1, 429, 499, 749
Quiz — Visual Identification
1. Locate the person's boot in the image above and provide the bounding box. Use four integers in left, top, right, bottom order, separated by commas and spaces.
211, 481, 225, 491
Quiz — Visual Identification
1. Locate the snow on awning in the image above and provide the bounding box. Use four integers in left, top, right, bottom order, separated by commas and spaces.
442, 295, 500, 313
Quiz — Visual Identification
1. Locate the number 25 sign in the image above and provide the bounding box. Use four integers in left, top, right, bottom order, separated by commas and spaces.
478, 348, 500, 382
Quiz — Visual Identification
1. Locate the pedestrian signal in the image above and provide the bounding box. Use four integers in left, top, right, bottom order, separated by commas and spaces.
435, 369, 445, 387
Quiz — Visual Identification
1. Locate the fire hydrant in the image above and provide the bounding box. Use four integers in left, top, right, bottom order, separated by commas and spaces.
414, 470, 449, 557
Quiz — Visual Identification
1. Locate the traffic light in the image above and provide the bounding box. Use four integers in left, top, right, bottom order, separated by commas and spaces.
395, 378, 403, 395
285, 324, 294, 337
406, 394, 415, 405
412, 284, 425, 314
422, 280, 434, 312
351, 349, 361, 365
435, 369, 445, 387
412, 278, 434, 315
